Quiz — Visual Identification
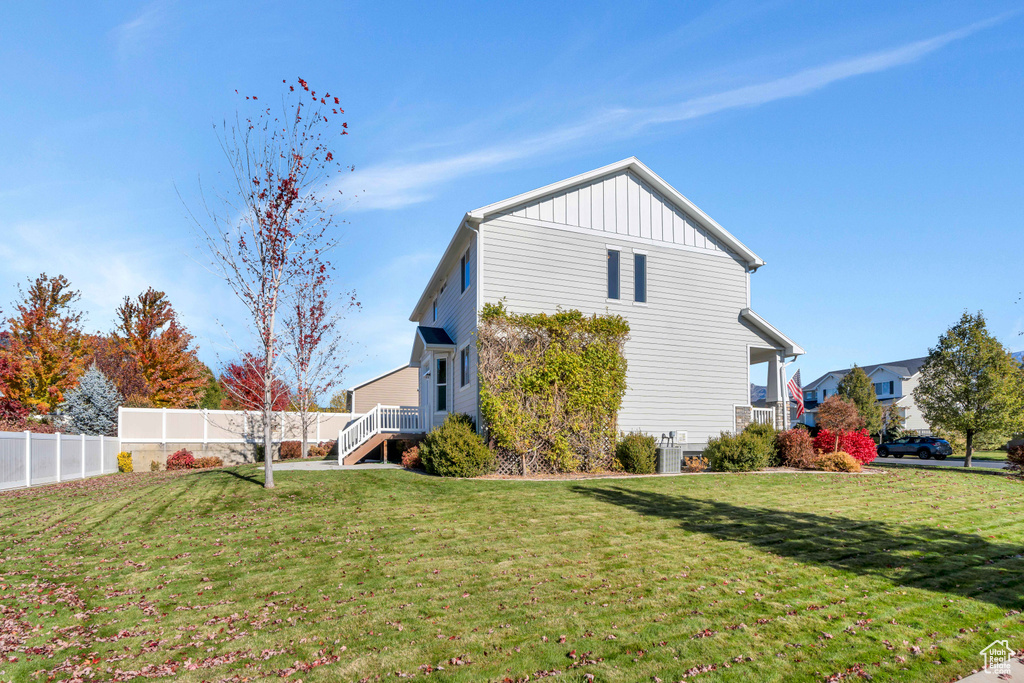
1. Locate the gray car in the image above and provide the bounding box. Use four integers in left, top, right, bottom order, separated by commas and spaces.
877, 436, 952, 460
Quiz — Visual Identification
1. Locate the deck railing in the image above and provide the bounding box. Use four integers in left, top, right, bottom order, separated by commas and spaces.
751, 407, 775, 425
338, 405, 422, 463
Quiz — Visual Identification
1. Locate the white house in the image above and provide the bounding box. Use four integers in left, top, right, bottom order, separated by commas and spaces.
800, 357, 930, 433
338, 158, 804, 463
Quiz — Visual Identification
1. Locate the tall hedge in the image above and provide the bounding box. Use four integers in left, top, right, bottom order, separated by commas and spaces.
477, 302, 629, 474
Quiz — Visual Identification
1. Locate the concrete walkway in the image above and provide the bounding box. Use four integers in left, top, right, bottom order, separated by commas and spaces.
876, 457, 1006, 470
272, 460, 401, 471
956, 654, 1024, 681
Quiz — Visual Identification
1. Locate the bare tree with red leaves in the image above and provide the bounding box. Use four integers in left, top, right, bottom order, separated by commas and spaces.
283, 251, 358, 458
190, 78, 349, 488
220, 353, 292, 412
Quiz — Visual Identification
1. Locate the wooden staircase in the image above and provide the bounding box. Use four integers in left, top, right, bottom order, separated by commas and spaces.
341, 432, 425, 466
337, 405, 424, 466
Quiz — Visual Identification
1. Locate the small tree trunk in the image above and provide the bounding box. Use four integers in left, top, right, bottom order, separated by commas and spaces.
964, 429, 973, 468
264, 351, 275, 489
301, 413, 309, 460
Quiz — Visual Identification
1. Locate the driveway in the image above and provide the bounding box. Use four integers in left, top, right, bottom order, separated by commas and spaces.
875, 457, 1006, 470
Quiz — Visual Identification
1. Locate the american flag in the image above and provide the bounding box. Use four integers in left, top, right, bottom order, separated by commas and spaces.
787, 369, 804, 418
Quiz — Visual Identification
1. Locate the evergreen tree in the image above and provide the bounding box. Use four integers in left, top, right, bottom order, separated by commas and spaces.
58, 365, 122, 435
915, 311, 1024, 466
837, 365, 882, 434
195, 364, 225, 409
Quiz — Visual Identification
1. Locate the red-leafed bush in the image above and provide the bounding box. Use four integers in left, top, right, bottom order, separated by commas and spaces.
279, 440, 302, 459
308, 440, 336, 459
401, 444, 422, 470
776, 429, 816, 469
166, 449, 196, 470
814, 428, 877, 465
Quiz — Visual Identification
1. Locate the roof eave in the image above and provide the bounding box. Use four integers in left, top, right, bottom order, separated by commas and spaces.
409, 216, 474, 322
740, 308, 805, 356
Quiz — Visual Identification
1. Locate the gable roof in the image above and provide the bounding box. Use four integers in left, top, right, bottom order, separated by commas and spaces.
409, 326, 457, 363
741, 308, 805, 356
409, 157, 766, 322
804, 357, 929, 390
468, 157, 765, 268
348, 364, 416, 392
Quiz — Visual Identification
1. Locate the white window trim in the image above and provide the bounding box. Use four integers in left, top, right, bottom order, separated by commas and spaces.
632, 251, 648, 304
631, 248, 648, 255
606, 247, 622, 301
434, 355, 449, 414
457, 343, 472, 391
632, 301, 648, 307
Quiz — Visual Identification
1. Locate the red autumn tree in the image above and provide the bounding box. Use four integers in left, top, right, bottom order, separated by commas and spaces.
219, 353, 291, 411
112, 288, 206, 408
1, 274, 87, 413
0, 331, 28, 421
86, 334, 149, 403
283, 251, 358, 457
191, 78, 349, 488
813, 428, 877, 465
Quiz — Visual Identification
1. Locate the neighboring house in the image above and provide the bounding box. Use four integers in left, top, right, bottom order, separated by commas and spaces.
348, 364, 419, 414
400, 157, 803, 454
800, 357, 929, 433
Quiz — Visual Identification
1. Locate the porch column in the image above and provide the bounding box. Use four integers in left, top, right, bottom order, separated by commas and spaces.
765, 351, 786, 430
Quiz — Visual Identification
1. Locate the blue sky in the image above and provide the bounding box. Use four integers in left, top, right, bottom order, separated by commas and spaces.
1, 1, 1022, 393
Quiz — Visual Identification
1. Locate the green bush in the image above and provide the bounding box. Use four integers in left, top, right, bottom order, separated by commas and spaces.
615, 431, 657, 474
743, 421, 780, 465
703, 429, 773, 472
419, 413, 496, 478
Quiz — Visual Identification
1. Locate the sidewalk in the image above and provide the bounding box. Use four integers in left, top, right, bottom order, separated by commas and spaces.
956, 654, 1024, 681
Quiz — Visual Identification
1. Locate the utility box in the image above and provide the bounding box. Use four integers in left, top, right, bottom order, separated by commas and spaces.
656, 445, 685, 474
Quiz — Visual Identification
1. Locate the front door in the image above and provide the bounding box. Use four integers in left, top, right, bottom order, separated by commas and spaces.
432, 354, 451, 430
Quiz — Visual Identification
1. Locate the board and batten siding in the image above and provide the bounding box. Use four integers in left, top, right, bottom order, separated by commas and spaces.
417, 234, 479, 422
351, 366, 419, 413
479, 215, 780, 447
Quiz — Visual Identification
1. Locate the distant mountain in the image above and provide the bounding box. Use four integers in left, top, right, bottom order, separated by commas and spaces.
750, 384, 767, 403
1014, 350, 1024, 364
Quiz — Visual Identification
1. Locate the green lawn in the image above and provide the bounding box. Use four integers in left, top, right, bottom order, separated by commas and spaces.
1, 467, 1022, 682
970, 450, 1008, 462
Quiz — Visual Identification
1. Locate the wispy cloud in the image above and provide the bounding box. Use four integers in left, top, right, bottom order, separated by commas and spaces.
343, 16, 1006, 211
111, 0, 170, 58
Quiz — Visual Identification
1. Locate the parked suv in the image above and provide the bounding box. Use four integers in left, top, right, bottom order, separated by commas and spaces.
877, 436, 953, 460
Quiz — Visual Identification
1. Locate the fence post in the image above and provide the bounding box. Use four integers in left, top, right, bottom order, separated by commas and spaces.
81, 433, 86, 479
24, 431, 31, 488
99, 435, 105, 474
56, 432, 62, 483
203, 409, 208, 446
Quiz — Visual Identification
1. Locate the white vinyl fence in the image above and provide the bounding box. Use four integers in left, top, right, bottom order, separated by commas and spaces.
118, 407, 357, 445
0, 431, 120, 491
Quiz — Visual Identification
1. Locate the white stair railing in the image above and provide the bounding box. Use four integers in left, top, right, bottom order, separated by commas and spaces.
338, 405, 423, 464
751, 407, 774, 425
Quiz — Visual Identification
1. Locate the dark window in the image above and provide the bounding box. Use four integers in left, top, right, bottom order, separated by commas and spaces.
432, 298, 437, 322
436, 358, 447, 411
634, 253, 647, 303
460, 347, 470, 388
607, 250, 620, 299
461, 250, 470, 293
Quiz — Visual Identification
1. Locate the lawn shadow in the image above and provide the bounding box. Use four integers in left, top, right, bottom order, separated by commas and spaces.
194, 467, 265, 487
570, 485, 1024, 611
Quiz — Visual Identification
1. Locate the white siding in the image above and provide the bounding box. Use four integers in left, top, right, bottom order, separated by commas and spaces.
418, 235, 479, 423
480, 216, 778, 446
506, 170, 734, 258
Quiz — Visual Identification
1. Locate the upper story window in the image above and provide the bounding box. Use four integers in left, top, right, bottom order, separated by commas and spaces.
804, 390, 815, 402
607, 249, 620, 299
460, 347, 470, 387
460, 249, 470, 293
432, 298, 438, 322
634, 252, 647, 303
874, 381, 894, 396
821, 389, 827, 399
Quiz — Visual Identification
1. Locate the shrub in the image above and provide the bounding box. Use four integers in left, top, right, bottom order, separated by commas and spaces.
742, 422, 779, 465
814, 428, 877, 465
815, 451, 862, 473
703, 431, 771, 472
683, 456, 707, 473
419, 413, 495, 478
166, 449, 195, 471
1006, 444, 1024, 473
401, 444, 423, 470
194, 456, 223, 468
776, 429, 816, 469
280, 441, 303, 459
117, 451, 134, 473
150, 459, 161, 471
615, 431, 657, 474
308, 440, 336, 459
